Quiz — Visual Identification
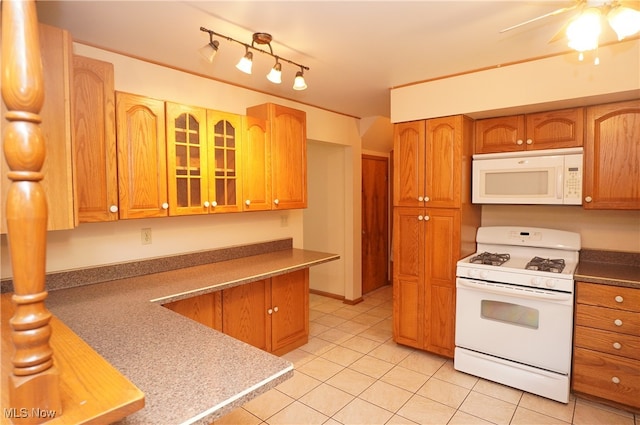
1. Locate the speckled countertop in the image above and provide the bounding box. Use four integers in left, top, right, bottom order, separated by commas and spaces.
42, 247, 339, 425
575, 249, 640, 289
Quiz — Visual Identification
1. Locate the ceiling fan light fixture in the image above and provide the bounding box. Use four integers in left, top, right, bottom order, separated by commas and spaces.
292, 69, 307, 91
236, 49, 253, 74
566, 7, 602, 52
607, 5, 640, 40
267, 60, 282, 84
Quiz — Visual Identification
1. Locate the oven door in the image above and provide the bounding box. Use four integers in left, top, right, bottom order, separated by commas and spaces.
455, 277, 573, 374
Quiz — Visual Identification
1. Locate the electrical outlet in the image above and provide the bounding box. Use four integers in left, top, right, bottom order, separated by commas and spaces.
280, 215, 288, 227
141, 228, 152, 245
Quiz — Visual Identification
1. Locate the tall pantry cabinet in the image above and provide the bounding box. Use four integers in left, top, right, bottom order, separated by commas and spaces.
392, 115, 480, 358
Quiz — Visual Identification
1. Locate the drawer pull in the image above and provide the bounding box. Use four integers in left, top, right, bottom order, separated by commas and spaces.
614, 319, 623, 327
612, 376, 620, 384
614, 295, 623, 303
613, 342, 622, 350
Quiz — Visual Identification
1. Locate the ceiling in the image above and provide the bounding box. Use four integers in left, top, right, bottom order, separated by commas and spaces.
35, 1, 638, 119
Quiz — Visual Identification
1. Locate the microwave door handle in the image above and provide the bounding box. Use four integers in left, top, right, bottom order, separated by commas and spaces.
557, 166, 563, 199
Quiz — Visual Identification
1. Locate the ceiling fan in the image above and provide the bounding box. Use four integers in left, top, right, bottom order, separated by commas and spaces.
500, 0, 640, 61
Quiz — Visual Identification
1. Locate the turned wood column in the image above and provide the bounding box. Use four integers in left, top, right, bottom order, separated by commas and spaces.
2, 0, 62, 421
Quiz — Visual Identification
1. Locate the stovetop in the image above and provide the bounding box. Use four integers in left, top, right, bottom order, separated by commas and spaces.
456, 226, 581, 293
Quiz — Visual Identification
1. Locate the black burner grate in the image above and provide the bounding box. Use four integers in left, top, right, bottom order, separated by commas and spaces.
470, 252, 510, 266
525, 257, 566, 273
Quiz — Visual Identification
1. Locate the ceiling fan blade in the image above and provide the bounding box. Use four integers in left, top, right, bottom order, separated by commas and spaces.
500, 1, 583, 33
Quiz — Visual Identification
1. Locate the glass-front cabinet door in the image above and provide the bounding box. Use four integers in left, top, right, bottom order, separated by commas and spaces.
166, 102, 209, 215
207, 111, 243, 213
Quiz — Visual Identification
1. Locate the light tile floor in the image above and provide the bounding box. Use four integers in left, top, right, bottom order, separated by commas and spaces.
215, 285, 639, 425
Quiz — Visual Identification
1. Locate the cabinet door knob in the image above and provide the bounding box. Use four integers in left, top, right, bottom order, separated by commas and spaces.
424, 196, 430, 202
267, 308, 273, 315
162, 202, 169, 210
211, 201, 217, 207
614, 295, 623, 303
274, 199, 280, 205
611, 376, 620, 384
424, 215, 430, 221
245, 200, 251, 206
109, 205, 118, 213
585, 196, 593, 203
204, 201, 210, 208
418, 196, 424, 202
418, 215, 424, 221
516, 139, 524, 145
273, 306, 279, 313
526, 138, 533, 145
613, 342, 622, 350
614, 319, 623, 327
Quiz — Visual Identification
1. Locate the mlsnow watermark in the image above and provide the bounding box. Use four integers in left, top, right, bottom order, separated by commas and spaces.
4, 408, 58, 420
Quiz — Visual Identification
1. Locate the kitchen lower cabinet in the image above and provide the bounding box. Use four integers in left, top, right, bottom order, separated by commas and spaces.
583, 99, 640, 209
164, 269, 309, 356
572, 282, 640, 409
164, 292, 222, 331
115, 92, 169, 219
72, 55, 118, 222
1, 23, 77, 233
223, 269, 309, 355
393, 207, 467, 358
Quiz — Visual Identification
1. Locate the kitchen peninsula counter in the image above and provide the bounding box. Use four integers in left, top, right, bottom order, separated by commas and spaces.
575, 249, 640, 289
2, 241, 339, 425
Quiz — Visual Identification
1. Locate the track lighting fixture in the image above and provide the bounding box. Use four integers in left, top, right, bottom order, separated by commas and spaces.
199, 26, 310, 90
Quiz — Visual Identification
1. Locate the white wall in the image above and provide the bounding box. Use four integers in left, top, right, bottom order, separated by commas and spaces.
1, 43, 363, 295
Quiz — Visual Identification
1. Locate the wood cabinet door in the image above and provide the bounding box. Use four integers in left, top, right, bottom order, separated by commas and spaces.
584, 99, 640, 209
222, 279, 271, 352
269, 104, 307, 209
392, 207, 425, 349
425, 116, 462, 208
242, 116, 272, 211
270, 269, 309, 355
475, 115, 525, 154
393, 121, 425, 207
2, 23, 77, 233
115, 92, 168, 219
207, 111, 243, 213
424, 208, 460, 358
72, 55, 117, 223
525, 107, 584, 150
163, 292, 222, 331
166, 102, 208, 216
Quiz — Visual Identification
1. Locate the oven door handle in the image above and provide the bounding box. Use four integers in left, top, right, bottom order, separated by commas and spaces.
457, 278, 573, 302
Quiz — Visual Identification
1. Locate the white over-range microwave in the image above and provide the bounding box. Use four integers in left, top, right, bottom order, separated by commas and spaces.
472, 147, 583, 205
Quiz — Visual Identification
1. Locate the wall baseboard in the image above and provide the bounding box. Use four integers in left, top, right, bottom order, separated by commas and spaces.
309, 288, 363, 305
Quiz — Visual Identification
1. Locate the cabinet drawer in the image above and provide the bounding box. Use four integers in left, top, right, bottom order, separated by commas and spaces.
572, 347, 640, 409
574, 325, 640, 360
575, 304, 640, 336
576, 282, 640, 312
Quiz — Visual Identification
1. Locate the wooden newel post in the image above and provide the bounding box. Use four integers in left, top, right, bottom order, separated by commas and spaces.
2, 0, 63, 421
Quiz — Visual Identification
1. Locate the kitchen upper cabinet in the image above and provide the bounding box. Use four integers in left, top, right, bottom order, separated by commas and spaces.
392, 114, 479, 358
246, 103, 307, 210
222, 269, 309, 355
207, 110, 243, 213
72, 55, 118, 223
166, 105, 243, 215
163, 292, 222, 331
475, 108, 584, 154
242, 116, 272, 211
573, 282, 640, 409
394, 115, 471, 209
1, 23, 77, 233
115, 92, 169, 219
583, 99, 640, 210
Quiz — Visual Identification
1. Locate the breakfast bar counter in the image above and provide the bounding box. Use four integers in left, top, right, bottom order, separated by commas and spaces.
2, 242, 339, 425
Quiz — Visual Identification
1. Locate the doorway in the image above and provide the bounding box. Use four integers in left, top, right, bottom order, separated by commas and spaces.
361, 154, 389, 295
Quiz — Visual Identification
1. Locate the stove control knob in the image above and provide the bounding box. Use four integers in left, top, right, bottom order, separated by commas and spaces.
468, 269, 478, 278
531, 277, 543, 286
479, 271, 489, 279
545, 279, 556, 288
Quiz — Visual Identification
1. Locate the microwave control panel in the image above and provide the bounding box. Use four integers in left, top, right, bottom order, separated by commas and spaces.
564, 154, 583, 203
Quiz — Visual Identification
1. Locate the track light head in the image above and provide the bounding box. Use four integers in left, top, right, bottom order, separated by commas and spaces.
293, 69, 307, 91
267, 60, 282, 84
236, 49, 253, 74
198, 39, 219, 63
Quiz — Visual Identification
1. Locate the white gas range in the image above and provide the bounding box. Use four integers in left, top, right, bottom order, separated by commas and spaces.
454, 226, 581, 403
